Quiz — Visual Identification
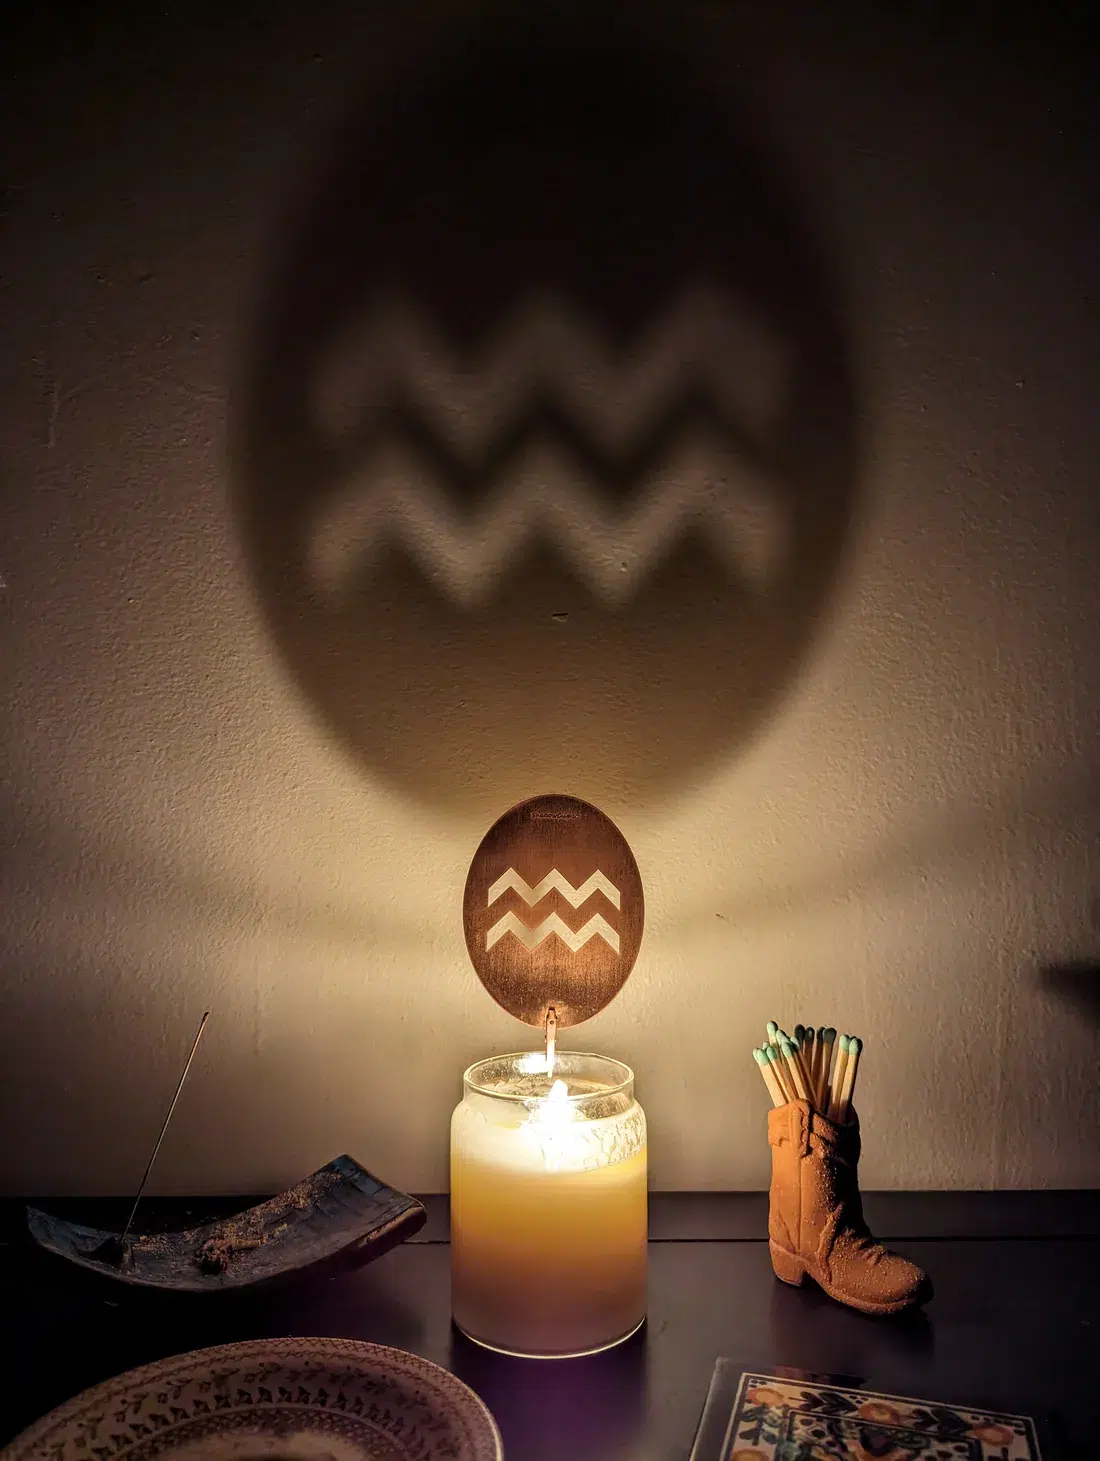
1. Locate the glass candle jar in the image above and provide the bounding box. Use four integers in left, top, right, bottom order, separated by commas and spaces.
450, 1050, 647, 1358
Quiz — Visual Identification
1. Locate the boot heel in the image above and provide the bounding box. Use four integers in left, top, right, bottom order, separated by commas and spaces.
770, 1242, 806, 1287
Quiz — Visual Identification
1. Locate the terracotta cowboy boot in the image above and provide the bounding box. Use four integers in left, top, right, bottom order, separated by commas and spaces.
768, 1099, 932, 1315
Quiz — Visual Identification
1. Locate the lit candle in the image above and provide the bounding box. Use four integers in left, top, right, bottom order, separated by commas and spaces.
450, 1049, 647, 1358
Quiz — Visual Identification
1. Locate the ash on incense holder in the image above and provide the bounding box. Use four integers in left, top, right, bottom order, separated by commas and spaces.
25, 1155, 425, 1295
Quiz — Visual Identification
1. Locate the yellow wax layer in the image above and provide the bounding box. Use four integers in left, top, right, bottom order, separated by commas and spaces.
451, 1145, 648, 1356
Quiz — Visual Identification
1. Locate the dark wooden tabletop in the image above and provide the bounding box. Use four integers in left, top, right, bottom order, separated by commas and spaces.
2, 1192, 1097, 1460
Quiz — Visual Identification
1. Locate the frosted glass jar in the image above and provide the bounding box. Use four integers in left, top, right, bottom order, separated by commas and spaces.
450, 1051, 647, 1358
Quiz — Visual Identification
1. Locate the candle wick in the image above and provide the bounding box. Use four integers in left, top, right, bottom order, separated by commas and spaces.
545, 1006, 558, 1078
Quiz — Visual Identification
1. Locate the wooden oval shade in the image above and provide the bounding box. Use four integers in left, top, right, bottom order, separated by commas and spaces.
463, 794, 644, 1028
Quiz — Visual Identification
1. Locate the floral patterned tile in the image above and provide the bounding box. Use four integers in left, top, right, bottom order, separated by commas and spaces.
692, 1361, 1047, 1461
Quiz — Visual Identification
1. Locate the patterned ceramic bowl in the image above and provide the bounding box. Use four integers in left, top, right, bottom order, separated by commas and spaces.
1, 1338, 503, 1461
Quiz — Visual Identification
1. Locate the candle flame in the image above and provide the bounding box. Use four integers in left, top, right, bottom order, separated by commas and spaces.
524, 1077, 582, 1169
527, 1079, 577, 1124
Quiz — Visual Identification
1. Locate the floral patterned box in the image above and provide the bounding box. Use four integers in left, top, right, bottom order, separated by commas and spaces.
688, 1359, 1056, 1461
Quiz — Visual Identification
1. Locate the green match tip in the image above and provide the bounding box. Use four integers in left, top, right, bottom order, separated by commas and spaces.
849, 1036, 862, 1055
766, 1020, 779, 1038
765, 1045, 780, 1064
753, 1047, 768, 1065
837, 1033, 850, 1052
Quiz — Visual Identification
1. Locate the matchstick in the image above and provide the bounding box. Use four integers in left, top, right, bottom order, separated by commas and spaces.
766, 1043, 793, 1101
816, 1028, 836, 1110
766, 1020, 780, 1047
806, 1028, 823, 1104
776, 1030, 800, 1078
828, 1034, 851, 1121
766, 1043, 794, 1103
795, 1026, 816, 1097
803, 1027, 817, 1107
780, 1038, 810, 1103
771, 1028, 818, 1104
791, 1038, 814, 1104
836, 1036, 862, 1124
754, 1047, 785, 1108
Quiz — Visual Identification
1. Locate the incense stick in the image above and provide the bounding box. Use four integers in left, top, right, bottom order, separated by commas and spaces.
119, 1011, 210, 1248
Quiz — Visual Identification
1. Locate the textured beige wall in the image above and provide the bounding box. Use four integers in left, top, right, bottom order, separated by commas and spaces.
2, 2, 1097, 1195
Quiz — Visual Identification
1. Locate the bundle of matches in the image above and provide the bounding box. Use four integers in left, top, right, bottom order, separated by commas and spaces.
752, 1022, 863, 1124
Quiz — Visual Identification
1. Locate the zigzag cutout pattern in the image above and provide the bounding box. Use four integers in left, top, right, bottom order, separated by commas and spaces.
309, 434, 782, 606
315, 287, 788, 454
486, 910, 621, 955
487, 867, 621, 910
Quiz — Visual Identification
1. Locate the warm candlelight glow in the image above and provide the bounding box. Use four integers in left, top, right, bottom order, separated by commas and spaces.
451, 1052, 647, 1357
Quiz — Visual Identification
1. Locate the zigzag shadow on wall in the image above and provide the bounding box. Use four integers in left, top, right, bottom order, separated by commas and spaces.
233, 1, 860, 812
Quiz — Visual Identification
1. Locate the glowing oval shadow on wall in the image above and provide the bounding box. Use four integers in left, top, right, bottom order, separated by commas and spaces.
234, 3, 859, 813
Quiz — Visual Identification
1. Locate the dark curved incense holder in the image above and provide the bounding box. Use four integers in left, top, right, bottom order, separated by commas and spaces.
25, 1155, 425, 1294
